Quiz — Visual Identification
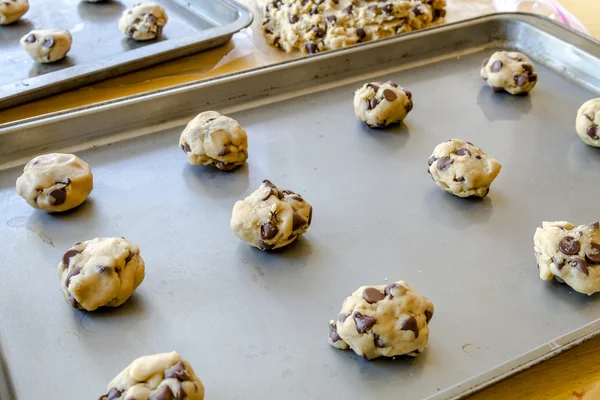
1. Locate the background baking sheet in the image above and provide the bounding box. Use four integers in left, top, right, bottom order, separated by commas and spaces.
0, 14, 599, 400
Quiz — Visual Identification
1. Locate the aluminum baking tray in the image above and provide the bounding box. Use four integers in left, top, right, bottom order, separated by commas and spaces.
1, 12, 600, 400
0, 0, 252, 110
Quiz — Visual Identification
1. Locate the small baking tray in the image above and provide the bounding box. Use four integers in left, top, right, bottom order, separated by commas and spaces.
1, 13, 600, 400
0, 0, 252, 110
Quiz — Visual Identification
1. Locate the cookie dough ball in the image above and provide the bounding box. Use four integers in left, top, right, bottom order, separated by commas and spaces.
99, 352, 205, 400
119, 3, 167, 41
16, 153, 93, 213
20, 30, 72, 63
480, 51, 538, 95
180, 111, 248, 171
534, 221, 600, 296
576, 98, 600, 147
329, 281, 434, 360
58, 237, 145, 311
231, 180, 312, 251
427, 139, 501, 198
353, 81, 413, 128
0, 0, 28, 25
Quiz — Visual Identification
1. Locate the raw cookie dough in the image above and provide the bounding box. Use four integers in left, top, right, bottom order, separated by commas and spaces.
99, 352, 205, 400
231, 180, 312, 251
427, 139, 501, 198
119, 3, 167, 41
329, 281, 434, 360
16, 153, 93, 213
180, 111, 248, 171
480, 51, 538, 95
353, 81, 413, 128
20, 30, 72, 63
263, 0, 446, 54
58, 237, 145, 311
534, 221, 600, 296
576, 98, 600, 147
0, 0, 28, 25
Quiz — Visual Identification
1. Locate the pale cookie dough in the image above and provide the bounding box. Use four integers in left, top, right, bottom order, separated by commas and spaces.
58, 237, 145, 311
329, 281, 434, 360
16, 153, 93, 213
480, 51, 538, 95
263, 0, 446, 54
180, 111, 248, 171
99, 352, 205, 400
353, 81, 413, 128
119, 3, 167, 41
20, 30, 72, 63
534, 221, 600, 296
0, 0, 28, 25
231, 180, 312, 251
576, 98, 600, 147
427, 139, 501, 198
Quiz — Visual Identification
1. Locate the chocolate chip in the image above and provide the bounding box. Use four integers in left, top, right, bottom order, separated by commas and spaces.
587, 125, 598, 140
405, 101, 413, 112
147, 14, 157, 25
49, 188, 67, 206
125, 251, 134, 264
401, 316, 419, 338
353, 312, 376, 333
553, 256, 566, 270
492, 86, 504, 93
310, 7, 318, 15
433, 8, 446, 19
326, 15, 336, 23
105, 388, 122, 400
329, 322, 341, 342
529, 74, 538, 82
590, 222, 600, 230
312, 26, 325, 38
368, 97, 379, 110
292, 212, 307, 231
41, 37, 54, 48
331, 0, 338, 3
177, 386, 186, 399
217, 161, 236, 171
455, 148, 471, 156
290, 195, 304, 202
181, 143, 190, 152
97, 265, 112, 273
356, 28, 366, 40
68, 295, 79, 308
521, 63, 533, 73
301, 0, 309, 4
287, 234, 296, 241
558, 236, 580, 255
62, 249, 80, 267
258, 240, 276, 251
289, 14, 299, 23
454, 176, 465, 182
164, 361, 191, 381
585, 243, 600, 264
260, 222, 278, 240
367, 83, 380, 92
343, 5, 353, 13
412, 5, 423, 15
425, 310, 433, 323
25, 34, 36, 43
383, 4, 393, 14
436, 156, 454, 170
65, 267, 81, 287
218, 146, 231, 156
306, 43, 318, 54
428, 156, 438, 167
149, 384, 174, 400
569, 257, 589, 275
261, 188, 275, 201
383, 89, 397, 101
338, 313, 347, 322
403, 89, 411, 98
475, 155, 482, 160
384, 283, 402, 298
363, 287, 385, 304
584, 113, 594, 122
307, 206, 313, 226
373, 333, 385, 348
273, 37, 281, 47
128, 27, 137, 38
491, 60, 503, 73
263, 179, 277, 188
516, 74, 528, 87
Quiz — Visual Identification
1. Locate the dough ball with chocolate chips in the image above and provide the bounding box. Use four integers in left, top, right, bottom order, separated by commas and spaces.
119, 3, 167, 41
180, 111, 248, 171
99, 351, 204, 400
20, 30, 72, 63
231, 180, 312, 251
58, 237, 145, 311
534, 221, 600, 296
353, 81, 413, 128
427, 139, 501, 198
480, 51, 538, 95
0, 0, 28, 25
329, 281, 434, 360
576, 98, 600, 147
16, 153, 93, 213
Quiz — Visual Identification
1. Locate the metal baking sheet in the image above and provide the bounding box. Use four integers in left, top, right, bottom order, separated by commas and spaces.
1, 13, 600, 400
0, 0, 252, 110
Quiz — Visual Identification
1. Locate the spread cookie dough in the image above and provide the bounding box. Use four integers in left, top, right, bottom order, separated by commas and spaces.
180, 111, 249, 171
58, 237, 145, 311
0, 0, 28, 25
263, 0, 446, 54
329, 281, 434, 360
119, 3, 167, 41
99, 352, 205, 400
20, 30, 72, 63
534, 221, 600, 296
231, 180, 312, 251
353, 81, 413, 128
427, 139, 501, 198
480, 51, 538, 95
16, 153, 93, 213
576, 98, 600, 147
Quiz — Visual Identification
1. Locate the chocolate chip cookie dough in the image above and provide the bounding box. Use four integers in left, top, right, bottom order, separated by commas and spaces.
353, 81, 413, 128
16, 153, 93, 213
427, 139, 501, 198
231, 180, 312, 251
0, 0, 28, 25
534, 221, 600, 296
180, 111, 249, 171
263, 0, 446, 54
20, 30, 72, 63
480, 51, 538, 95
58, 237, 145, 311
329, 281, 434, 360
119, 3, 167, 41
99, 352, 204, 400
576, 98, 600, 147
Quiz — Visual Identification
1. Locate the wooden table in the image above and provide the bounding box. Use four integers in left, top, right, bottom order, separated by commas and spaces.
3, 1, 600, 398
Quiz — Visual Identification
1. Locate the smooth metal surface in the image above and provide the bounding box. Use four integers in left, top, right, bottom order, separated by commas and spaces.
0, 0, 252, 110
0, 14, 599, 400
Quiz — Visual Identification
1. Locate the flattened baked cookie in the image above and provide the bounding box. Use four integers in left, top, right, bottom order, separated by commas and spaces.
119, 3, 167, 41
576, 98, 600, 147
480, 51, 538, 95
353, 81, 413, 128
20, 30, 72, 63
